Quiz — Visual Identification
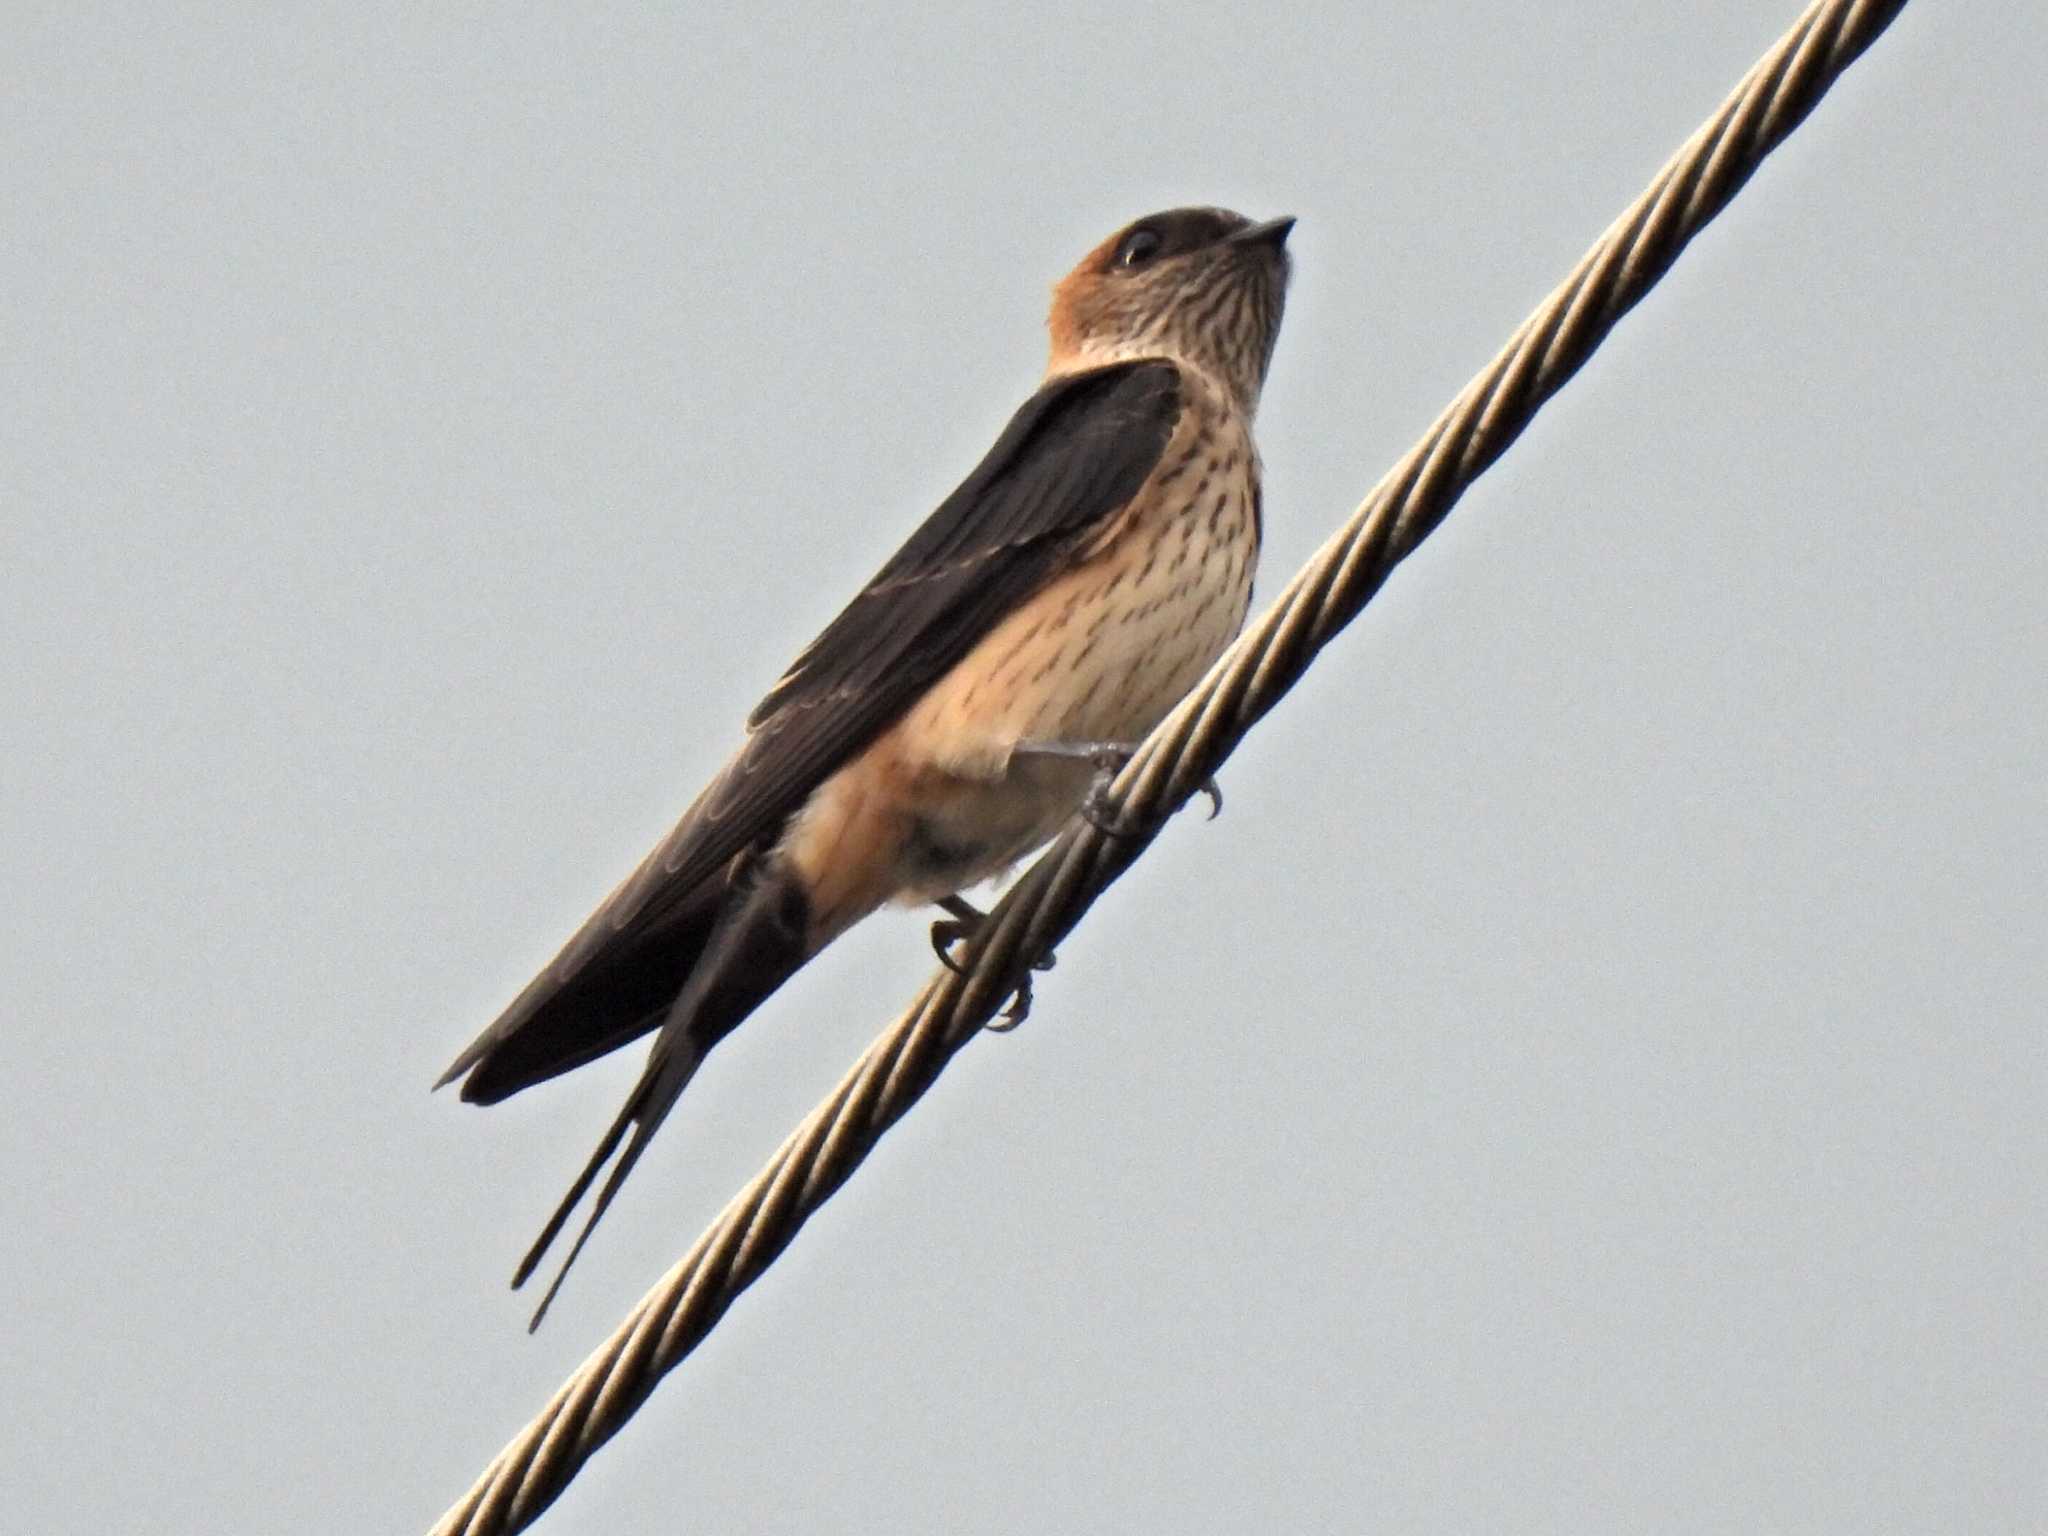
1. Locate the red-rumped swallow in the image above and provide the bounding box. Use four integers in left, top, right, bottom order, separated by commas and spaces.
439, 206, 1294, 1326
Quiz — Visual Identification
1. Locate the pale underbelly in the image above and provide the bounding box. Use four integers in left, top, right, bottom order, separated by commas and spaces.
875, 515, 1254, 903
781, 488, 1258, 938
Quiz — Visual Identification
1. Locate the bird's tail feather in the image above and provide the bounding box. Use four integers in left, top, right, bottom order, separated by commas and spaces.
513, 863, 813, 1330
514, 1040, 701, 1331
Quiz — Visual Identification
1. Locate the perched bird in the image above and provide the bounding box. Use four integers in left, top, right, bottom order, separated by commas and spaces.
440, 205, 1294, 1327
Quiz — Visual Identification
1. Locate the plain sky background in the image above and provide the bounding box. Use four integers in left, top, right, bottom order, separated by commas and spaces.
4, 3, 2042, 1532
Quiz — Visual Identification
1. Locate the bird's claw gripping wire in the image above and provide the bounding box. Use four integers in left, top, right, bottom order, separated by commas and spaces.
1081, 766, 1223, 837
930, 895, 1055, 1030
929, 739, 1224, 1030
1013, 738, 1224, 837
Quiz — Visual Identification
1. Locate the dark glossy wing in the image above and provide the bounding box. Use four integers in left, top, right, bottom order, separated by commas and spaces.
626, 357, 1181, 907
438, 359, 1181, 1097
748, 360, 1182, 726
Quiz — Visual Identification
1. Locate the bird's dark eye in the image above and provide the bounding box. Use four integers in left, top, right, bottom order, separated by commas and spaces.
1114, 227, 1163, 269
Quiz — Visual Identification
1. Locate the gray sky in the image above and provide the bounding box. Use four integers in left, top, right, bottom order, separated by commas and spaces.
5, 4, 2042, 1532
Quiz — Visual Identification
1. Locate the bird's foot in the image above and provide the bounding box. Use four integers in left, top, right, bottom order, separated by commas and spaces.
1013, 737, 1221, 837
929, 894, 1054, 1031
929, 894, 981, 976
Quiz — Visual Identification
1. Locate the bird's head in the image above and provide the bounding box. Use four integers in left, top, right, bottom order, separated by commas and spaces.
1047, 206, 1293, 411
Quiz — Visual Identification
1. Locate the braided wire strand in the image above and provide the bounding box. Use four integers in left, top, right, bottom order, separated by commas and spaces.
429, 2, 1909, 1528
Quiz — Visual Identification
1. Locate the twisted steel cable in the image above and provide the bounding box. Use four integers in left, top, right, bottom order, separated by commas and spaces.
429, 1, 1910, 1528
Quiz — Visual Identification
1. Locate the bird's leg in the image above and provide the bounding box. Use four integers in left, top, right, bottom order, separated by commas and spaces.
928, 894, 1054, 1031
929, 894, 984, 975
1010, 738, 1224, 835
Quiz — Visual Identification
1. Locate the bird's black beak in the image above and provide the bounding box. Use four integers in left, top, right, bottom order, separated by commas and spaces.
1228, 215, 1296, 249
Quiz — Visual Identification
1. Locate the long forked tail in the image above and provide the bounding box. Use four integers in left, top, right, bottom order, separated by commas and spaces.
514, 864, 813, 1331
513, 1039, 703, 1331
